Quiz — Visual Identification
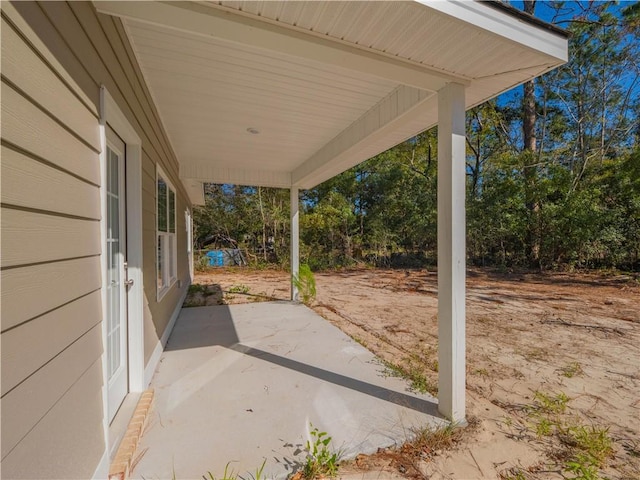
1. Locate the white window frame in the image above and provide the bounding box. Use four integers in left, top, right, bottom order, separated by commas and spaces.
156, 166, 177, 301
186, 208, 194, 282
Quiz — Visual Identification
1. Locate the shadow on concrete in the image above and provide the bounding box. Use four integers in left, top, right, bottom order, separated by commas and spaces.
165, 303, 440, 418
231, 343, 440, 417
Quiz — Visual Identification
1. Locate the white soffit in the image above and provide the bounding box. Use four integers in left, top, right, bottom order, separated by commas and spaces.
95, 0, 567, 198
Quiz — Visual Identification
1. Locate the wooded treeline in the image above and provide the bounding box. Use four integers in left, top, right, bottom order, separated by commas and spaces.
194, 1, 640, 272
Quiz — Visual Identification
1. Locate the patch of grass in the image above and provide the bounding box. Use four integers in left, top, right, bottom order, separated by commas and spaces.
228, 284, 250, 294
559, 361, 583, 378
430, 359, 439, 373
535, 417, 554, 437
354, 421, 472, 480
250, 291, 272, 303
499, 467, 529, 480
302, 425, 340, 479
189, 283, 206, 295
380, 359, 437, 396
524, 347, 549, 362
352, 336, 368, 349
203, 459, 267, 480
517, 390, 614, 480
564, 453, 600, 480
408, 422, 466, 455
203, 462, 238, 480
562, 424, 613, 468
531, 391, 570, 415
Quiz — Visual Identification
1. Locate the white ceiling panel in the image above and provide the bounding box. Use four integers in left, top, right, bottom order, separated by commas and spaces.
94, 0, 567, 202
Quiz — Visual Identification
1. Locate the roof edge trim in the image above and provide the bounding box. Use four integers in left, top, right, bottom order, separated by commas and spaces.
484, 1, 570, 38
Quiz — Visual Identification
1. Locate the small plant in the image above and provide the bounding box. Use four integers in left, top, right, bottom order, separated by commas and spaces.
431, 359, 439, 372
380, 359, 437, 395
248, 459, 267, 480
532, 391, 570, 415
228, 284, 250, 294
564, 453, 600, 480
293, 264, 317, 305
189, 283, 206, 295
559, 361, 583, 378
203, 459, 267, 480
409, 422, 464, 455
499, 467, 529, 480
515, 390, 614, 480
204, 462, 238, 480
303, 425, 339, 479
565, 424, 613, 466
524, 347, 548, 362
535, 417, 554, 437
559, 425, 614, 479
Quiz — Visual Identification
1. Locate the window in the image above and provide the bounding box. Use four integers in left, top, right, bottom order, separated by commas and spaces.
157, 167, 177, 299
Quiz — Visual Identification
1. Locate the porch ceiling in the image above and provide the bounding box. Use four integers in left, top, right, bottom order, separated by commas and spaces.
95, 1, 568, 205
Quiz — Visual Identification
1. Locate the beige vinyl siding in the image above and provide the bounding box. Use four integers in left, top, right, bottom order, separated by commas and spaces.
1, 257, 102, 331
0, 4, 105, 476
1, 1, 191, 478
1, 359, 107, 479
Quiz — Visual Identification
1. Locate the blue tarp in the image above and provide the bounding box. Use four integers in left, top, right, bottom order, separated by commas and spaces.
206, 250, 225, 266
205, 249, 245, 267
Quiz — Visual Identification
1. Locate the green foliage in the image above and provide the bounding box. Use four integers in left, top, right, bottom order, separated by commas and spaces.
380, 359, 438, 396
515, 390, 614, 480
303, 425, 339, 479
193, 3, 640, 273
559, 362, 583, 378
188, 284, 206, 295
532, 391, 570, 415
203, 462, 238, 480
564, 453, 600, 480
563, 424, 613, 468
500, 469, 528, 480
293, 264, 316, 305
228, 284, 250, 294
203, 459, 267, 480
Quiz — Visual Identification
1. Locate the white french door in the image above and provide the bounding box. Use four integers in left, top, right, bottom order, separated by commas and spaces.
106, 127, 129, 423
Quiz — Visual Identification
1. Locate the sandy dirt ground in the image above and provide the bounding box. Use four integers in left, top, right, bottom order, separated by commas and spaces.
188, 267, 640, 480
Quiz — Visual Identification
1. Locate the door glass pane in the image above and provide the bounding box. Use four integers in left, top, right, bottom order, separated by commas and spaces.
106, 148, 122, 379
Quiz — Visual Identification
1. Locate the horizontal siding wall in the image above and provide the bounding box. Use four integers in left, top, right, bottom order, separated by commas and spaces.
0, 4, 104, 478
2, 1, 192, 478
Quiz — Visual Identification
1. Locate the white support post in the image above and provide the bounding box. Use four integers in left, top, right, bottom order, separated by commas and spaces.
437, 82, 466, 423
290, 186, 300, 302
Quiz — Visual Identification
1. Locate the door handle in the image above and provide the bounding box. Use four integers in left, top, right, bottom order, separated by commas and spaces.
123, 262, 134, 287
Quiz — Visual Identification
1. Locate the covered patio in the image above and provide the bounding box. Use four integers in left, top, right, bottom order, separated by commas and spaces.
95, 0, 568, 424
132, 302, 444, 479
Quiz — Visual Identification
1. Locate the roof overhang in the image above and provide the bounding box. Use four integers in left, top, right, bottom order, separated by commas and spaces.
95, 1, 568, 205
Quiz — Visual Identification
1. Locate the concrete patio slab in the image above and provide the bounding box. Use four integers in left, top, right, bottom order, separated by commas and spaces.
131, 302, 444, 480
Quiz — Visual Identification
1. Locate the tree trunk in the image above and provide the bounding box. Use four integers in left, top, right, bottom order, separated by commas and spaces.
257, 186, 267, 261
522, 0, 541, 269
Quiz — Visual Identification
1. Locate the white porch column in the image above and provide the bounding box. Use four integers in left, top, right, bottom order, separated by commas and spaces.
290, 186, 300, 302
437, 82, 466, 423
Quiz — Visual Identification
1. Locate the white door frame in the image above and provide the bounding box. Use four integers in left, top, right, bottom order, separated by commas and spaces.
99, 86, 144, 439
105, 129, 129, 422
